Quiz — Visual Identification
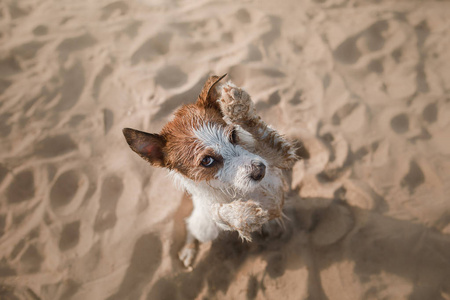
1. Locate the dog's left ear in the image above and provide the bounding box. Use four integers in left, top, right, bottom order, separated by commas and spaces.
122, 128, 166, 167
196, 74, 227, 110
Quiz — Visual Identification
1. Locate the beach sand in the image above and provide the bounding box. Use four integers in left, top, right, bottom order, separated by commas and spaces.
1, 0, 450, 299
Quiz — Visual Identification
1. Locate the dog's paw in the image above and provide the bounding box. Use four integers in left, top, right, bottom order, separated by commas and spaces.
228, 200, 270, 241
178, 243, 198, 269
219, 82, 256, 122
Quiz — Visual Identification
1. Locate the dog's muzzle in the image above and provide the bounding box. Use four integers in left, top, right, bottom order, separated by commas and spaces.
250, 161, 266, 181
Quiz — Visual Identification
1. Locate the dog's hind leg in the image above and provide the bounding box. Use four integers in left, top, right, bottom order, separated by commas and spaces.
179, 202, 220, 267
178, 230, 198, 268
219, 82, 297, 169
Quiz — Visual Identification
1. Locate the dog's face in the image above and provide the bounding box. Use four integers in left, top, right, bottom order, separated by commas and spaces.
123, 75, 267, 193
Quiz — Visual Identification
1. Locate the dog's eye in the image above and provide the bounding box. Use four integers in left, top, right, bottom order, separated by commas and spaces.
201, 156, 215, 167
229, 129, 238, 144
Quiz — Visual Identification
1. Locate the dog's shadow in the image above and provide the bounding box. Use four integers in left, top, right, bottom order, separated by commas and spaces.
141, 180, 450, 300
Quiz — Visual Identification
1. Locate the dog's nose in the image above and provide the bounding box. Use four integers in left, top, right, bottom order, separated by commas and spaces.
250, 161, 266, 181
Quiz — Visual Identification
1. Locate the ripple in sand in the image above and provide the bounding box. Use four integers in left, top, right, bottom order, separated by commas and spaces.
7, 170, 34, 204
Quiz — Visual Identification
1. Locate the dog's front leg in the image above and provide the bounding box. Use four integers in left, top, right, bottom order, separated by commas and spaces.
219, 83, 297, 169
211, 200, 269, 242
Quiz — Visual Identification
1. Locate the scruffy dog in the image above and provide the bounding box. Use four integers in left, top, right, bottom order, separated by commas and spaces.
123, 75, 297, 267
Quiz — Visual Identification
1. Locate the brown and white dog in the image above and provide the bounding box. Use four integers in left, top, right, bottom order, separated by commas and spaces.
123, 75, 297, 267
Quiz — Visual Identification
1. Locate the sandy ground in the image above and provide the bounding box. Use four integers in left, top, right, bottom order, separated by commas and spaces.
1, 0, 450, 299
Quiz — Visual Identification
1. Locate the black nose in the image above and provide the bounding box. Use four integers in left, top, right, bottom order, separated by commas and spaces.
250, 161, 266, 181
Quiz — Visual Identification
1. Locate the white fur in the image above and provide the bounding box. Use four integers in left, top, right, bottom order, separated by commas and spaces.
175, 82, 293, 267
193, 123, 267, 194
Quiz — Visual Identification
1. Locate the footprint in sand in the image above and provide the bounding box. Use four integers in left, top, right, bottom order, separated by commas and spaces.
8, 2, 29, 19
11, 41, 45, 60
422, 102, 437, 124
153, 75, 207, 120
0, 56, 22, 77
331, 102, 359, 126
6, 170, 35, 204
414, 20, 430, 94
101, 1, 129, 21
131, 32, 173, 65
0, 79, 12, 96
59, 221, 80, 251
54, 61, 85, 112
0, 214, 6, 238
34, 134, 77, 158
390, 113, 409, 134
0, 164, 8, 184
367, 59, 384, 74
0, 113, 12, 138
235, 8, 251, 24
19, 244, 43, 274
49, 168, 90, 217
32, 25, 48, 36
93, 175, 123, 232
50, 170, 79, 210
401, 160, 424, 194
57, 33, 97, 59
103, 108, 114, 135
92, 64, 113, 101
334, 20, 389, 65
155, 65, 187, 89
255, 90, 281, 111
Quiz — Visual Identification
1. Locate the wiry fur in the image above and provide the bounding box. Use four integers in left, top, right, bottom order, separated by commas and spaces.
123, 75, 297, 267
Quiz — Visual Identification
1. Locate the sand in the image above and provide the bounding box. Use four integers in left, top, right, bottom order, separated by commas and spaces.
1, 0, 450, 299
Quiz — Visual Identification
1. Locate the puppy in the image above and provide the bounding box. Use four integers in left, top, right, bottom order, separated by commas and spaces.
123, 75, 297, 267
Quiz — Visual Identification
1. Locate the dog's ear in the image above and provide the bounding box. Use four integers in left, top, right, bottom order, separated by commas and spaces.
122, 128, 166, 167
196, 74, 227, 110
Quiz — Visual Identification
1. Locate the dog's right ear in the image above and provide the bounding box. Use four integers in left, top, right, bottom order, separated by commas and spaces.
122, 128, 166, 167
196, 73, 227, 110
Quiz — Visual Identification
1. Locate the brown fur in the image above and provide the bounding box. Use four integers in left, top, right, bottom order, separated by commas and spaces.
124, 75, 230, 182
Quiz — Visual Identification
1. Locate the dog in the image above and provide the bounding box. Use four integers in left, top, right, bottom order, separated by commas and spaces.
123, 75, 297, 267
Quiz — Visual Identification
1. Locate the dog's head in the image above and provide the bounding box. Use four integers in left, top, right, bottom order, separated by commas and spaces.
123, 75, 267, 193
